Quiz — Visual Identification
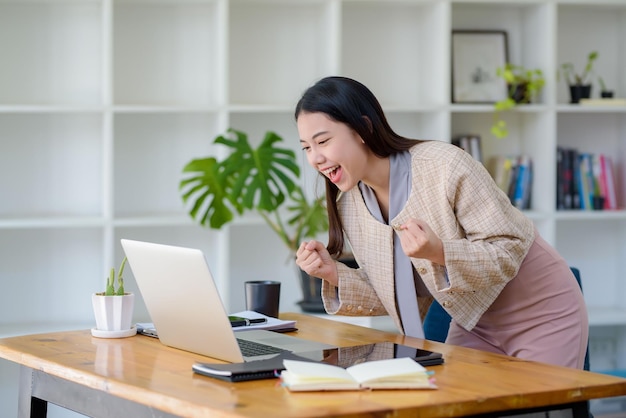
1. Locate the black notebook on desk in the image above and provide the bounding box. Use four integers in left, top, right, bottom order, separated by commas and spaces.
193, 352, 313, 382
192, 342, 443, 382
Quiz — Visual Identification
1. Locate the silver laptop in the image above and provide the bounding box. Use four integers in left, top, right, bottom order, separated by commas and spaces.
120, 239, 334, 362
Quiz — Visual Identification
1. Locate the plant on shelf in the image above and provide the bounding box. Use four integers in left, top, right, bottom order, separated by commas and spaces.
491, 63, 545, 139
560, 51, 598, 103
598, 76, 614, 98
179, 129, 330, 311
92, 257, 135, 335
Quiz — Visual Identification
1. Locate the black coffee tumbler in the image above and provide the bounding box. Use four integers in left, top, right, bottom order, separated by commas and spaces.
244, 280, 281, 318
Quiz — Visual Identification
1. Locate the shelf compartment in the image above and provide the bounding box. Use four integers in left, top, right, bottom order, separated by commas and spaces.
342, 1, 447, 108
0, 2, 102, 106
452, 2, 551, 104
556, 220, 626, 317
113, 1, 221, 106
557, 4, 626, 104
0, 113, 103, 218
113, 112, 220, 217
229, 0, 332, 107
557, 112, 626, 211
0, 228, 103, 324
386, 110, 450, 143
451, 111, 555, 213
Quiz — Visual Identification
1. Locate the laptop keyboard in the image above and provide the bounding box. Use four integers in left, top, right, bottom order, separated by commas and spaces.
236, 338, 290, 357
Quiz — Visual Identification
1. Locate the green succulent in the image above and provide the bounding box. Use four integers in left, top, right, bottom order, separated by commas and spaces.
105, 257, 127, 296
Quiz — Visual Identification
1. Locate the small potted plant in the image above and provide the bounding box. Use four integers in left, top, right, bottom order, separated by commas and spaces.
180, 129, 332, 311
598, 76, 614, 98
91, 257, 136, 337
560, 51, 598, 103
491, 63, 545, 139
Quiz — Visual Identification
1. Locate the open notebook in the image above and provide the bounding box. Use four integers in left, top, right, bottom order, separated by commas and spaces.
192, 341, 443, 382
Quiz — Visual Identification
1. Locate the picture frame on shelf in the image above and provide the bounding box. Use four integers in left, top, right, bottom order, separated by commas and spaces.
451, 30, 509, 103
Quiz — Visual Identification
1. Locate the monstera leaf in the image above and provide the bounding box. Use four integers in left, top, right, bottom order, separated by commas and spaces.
180, 129, 327, 253
215, 130, 300, 212
179, 156, 231, 229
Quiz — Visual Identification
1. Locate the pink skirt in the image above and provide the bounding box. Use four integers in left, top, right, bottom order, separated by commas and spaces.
446, 233, 589, 369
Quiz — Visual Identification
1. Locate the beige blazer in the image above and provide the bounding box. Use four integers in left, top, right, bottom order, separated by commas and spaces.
322, 140, 535, 332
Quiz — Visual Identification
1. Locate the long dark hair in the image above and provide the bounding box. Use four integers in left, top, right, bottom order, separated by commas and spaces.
295, 76, 422, 256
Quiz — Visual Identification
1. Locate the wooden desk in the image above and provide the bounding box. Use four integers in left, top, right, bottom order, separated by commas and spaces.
1, 313, 625, 418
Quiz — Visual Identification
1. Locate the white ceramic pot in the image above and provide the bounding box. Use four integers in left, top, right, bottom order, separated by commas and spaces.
92, 292, 135, 331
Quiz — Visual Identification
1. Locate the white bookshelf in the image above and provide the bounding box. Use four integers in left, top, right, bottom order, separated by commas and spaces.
1, 0, 625, 416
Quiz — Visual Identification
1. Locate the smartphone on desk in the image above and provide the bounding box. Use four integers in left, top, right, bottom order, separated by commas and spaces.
228, 315, 267, 328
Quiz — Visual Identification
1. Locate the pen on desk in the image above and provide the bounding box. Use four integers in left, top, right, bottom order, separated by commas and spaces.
229, 316, 267, 327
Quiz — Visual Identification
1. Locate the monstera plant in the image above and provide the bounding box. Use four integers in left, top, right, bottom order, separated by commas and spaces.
179, 128, 328, 255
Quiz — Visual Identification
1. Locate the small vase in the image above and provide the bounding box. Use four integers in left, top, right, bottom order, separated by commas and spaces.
601, 91, 614, 98
509, 83, 529, 104
92, 292, 135, 332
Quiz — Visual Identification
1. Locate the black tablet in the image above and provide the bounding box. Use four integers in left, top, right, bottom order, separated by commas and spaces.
324, 342, 444, 368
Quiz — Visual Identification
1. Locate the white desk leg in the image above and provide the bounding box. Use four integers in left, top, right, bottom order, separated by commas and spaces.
18, 366, 47, 418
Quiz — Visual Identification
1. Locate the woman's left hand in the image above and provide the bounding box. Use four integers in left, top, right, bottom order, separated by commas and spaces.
397, 218, 445, 265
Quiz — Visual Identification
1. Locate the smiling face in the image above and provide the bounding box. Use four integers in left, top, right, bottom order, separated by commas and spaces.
297, 111, 375, 192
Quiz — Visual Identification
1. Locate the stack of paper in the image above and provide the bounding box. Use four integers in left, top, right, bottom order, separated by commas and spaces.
229, 311, 297, 332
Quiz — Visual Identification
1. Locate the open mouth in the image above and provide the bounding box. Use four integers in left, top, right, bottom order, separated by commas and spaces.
322, 166, 341, 183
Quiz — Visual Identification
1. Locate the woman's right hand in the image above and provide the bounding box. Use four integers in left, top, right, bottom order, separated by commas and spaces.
296, 240, 338, 286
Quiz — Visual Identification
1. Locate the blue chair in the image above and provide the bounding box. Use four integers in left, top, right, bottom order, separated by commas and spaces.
423, 298, 451, 343
569, 267, 591, 372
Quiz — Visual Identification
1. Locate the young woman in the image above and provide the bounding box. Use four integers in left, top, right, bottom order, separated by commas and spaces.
294, 76, 588, 369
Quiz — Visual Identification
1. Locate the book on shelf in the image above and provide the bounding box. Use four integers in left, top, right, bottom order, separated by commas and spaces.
569, 148, 581, 209
556, 147, 617, 211
488, 154, 533, 210
599, 154, 618, 210
579, 98, 626, 106
280, 357, 437, 392
556, 147, 567, 210
488, 155, 515, 194
513, 155, 533, 210
452, 134, 482, 163
556, 147, 579, 209
577, 153, 593, 210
